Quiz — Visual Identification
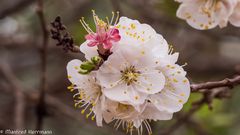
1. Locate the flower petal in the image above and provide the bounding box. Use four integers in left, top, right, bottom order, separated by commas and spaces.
116, 16, 156, 45
142, 104, 173, 121
150, 75, 190, 113
102, 83, 131, 103
66, 59, 84, 85
80, 41, 98, 60
176, 0, 236, 30
229, 2, 240, 27
135, 69, 165, 94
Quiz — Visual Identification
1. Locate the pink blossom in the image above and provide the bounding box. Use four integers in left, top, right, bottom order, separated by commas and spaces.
85, 28, 121, 50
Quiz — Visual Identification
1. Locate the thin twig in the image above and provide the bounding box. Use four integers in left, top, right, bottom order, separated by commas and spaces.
36, 0, 49, 131
191, 75, 240, 92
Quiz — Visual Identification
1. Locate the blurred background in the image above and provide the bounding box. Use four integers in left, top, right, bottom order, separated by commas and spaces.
0, 0, 240, 135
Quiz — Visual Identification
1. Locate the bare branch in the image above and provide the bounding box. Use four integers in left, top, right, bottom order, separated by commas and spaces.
36, 0, 49, 131
191, 75, 240, 92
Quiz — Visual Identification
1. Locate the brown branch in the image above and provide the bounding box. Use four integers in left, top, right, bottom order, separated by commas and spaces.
0, 64, 25, 131
191, 75, 240, 92
36, 0, 49, 131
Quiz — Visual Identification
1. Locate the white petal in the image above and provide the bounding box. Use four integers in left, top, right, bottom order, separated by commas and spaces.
127, 85, 148, 105
102, 83, 131, 103
163, 64, 187, 77
144, 34, 169, 58
150, 75, 190, 113
116, 16, 156, 46
142, 104, 173, 121
93, 100, 103, 126
102, 99, 118, 123
229, 2, 240, 27
66, 59, 84, 85
135, 70, 165, 94
80, 41, 98, 60
133, 119, 143, 128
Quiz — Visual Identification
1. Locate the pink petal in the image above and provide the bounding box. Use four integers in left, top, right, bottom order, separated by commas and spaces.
103, 40, 112, 49
111, 35, 121, 42
87, 41, 99, 47
85, 33, 96, 40
109, 28, 119, 35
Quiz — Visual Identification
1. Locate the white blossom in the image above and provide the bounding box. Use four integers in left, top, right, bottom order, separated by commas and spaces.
176, 0, 239, 30
66, 59, 104, 126
102, 101, 172, 135
67, 15, 191, 135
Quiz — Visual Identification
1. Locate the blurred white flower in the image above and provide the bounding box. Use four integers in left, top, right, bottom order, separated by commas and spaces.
176, 0, 239, 30
229, 1, 240, 27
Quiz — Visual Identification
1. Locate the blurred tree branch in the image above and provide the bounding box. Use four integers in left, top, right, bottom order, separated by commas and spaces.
0, 0, 35, 19
36, 0, 49, 132
0, 64, 25, 131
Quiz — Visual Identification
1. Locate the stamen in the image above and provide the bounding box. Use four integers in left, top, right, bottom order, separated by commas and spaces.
80, 17, 94, 33
114, 11, 120, 25
181, 62, 188, 67
92, 10, 98, 26
110, 11, 115, 25
106, 16, 110, 27
114, 119, 121, 129
91, 114, 96, 121
79, 19, 91, 33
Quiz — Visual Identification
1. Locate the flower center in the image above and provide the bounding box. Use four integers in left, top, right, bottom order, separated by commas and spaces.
121, 66, 140, 85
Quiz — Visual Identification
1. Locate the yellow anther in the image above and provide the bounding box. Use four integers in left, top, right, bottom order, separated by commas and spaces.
130, 23, 136, 29
180, 93, 185, 96
81, 110, 85, 114
183, 79, 188, 83
173, 78, 178, 83
91, 116, 95, 121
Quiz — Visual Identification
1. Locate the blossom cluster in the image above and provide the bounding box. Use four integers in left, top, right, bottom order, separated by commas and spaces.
67, 11, 190, 135
176, 0, 240, 30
